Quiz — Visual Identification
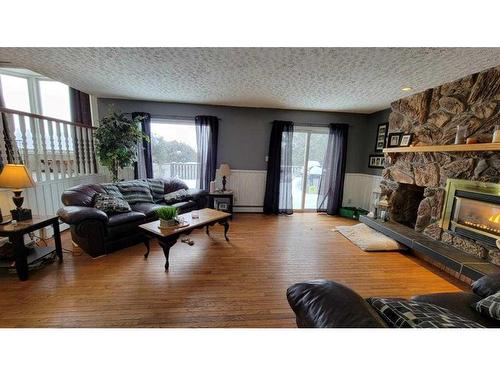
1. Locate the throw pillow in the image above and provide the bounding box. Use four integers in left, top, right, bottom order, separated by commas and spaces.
94, 193, 131, 214
117, 180, 154, 204
473, 291, 500, 321
146, 178, 165, 202
164, 189, 189, 204
367, 297, 484, 328
101, 183, 124, 199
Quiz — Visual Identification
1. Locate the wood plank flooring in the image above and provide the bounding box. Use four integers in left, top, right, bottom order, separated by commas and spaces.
0, 213, 467, 327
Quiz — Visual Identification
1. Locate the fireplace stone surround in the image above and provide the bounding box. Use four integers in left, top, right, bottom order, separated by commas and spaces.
380, 65, 500, 267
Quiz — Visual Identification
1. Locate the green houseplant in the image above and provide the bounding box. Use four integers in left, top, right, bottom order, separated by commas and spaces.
94, 110, 147, 182
155, 206, 179, 228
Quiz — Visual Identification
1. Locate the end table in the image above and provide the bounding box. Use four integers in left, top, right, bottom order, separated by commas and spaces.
0, 215, 63, 281
208, 191, 234, 216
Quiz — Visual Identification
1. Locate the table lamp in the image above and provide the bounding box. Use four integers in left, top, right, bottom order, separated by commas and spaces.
0, 164, 36, 222
219, 163, 231, 191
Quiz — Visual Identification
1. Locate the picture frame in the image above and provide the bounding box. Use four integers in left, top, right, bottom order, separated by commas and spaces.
399, 133, 413, 147
374, 122, 388, 152
368, 154, 385, 169
387, 132, 403, 148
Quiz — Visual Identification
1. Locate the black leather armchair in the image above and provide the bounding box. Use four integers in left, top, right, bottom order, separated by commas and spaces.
287, 274, 500, 328
57, 178, 207, 257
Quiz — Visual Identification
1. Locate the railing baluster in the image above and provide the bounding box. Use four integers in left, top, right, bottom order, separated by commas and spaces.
28, 116, 42, 182
63, 123, 73, 178
78, 127, 86, 175
82, 127, 89, 175
90, 128, 97, 174
47, 120, 57, 180
38, 119, 51, 181
18, 115, 30, 169
55, 121, 66, 179
0, 112, 8, 165
85, 127, 94, 174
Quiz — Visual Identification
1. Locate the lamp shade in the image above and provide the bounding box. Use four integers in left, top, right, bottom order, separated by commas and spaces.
0, 164, 36, 189
219, 163, 231, 177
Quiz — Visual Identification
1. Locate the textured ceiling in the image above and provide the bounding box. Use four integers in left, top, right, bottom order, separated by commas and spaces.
0, 48, 499, 113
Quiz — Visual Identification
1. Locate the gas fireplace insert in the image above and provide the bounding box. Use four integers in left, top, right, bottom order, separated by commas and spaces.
441, 179, 500, 247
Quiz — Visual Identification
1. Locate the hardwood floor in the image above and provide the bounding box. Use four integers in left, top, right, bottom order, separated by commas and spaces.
0, 213, 468, 327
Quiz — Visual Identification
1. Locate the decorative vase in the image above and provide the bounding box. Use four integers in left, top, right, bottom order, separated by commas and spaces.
159, 218, 178, 228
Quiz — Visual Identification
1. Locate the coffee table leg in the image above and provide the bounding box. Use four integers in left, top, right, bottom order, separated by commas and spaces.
219, 219, 230, 241
159, 236, 179, 271
143, 238, 151, 259
53, 220, 63, 262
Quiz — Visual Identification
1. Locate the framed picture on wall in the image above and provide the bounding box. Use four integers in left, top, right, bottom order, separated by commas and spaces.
387, 132, 403, 148
399, 133, 413, 147
374, 122, 388, 152
368, 154, 385, 169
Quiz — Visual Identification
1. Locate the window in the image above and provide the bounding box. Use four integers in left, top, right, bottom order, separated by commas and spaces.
39, 80, 71, 121
150, 119, 198, 188
291, 126, 329, 210
0, 74, 31, 112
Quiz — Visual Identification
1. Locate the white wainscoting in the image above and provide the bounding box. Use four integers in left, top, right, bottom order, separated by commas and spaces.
222, 169, 267, 213
224, 170, 382, 213
342, 173, 383, 211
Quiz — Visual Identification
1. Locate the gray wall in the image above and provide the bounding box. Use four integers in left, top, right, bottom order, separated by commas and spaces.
98, 98, 385, 174
359, 108, 391, 176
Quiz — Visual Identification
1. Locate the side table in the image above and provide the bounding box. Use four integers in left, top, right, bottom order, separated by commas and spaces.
0, 215, 63, 281
208, 191, 234, 216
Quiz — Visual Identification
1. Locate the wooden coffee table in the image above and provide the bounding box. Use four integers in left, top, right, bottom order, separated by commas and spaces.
139, 208, 231, 271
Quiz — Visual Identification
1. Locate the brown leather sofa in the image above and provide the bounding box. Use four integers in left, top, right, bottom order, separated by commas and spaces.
286, 274, 500, 328
57, 178, 207, 257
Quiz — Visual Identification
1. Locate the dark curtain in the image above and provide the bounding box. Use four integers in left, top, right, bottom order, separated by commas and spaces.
263, 120, 294, 215
70, 88, 93, 174
317, 123, 349, 215
195, 115, 219, 190
132, 112, 152, 179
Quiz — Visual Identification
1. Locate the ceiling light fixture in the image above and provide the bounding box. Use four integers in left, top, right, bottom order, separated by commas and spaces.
401, 87, 413, 92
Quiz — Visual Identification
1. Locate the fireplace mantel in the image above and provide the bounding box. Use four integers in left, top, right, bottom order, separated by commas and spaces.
383, 143, 500, 153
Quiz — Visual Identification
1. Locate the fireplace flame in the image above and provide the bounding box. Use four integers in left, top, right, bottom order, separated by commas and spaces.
464, 220, 500, 234
489, 213, 500, 224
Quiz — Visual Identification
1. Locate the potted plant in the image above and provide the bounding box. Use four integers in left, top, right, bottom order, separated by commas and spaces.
94, 109, 148, 182
155, 206, 179, 228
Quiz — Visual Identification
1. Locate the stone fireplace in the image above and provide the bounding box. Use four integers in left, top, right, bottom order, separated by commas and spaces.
380, 65, 500, 266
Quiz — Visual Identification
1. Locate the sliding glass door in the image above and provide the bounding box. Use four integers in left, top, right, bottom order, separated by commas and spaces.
291, 126, 329, 211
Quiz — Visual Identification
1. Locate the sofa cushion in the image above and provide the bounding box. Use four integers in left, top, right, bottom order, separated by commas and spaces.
472, 274, 500, 298
146, 179, 165, 202
101, 184, 125, 199
164, 178, 189, 194
94, 193, 131, 214
107, 211, 146, 227
61, 184, 106, 206
411, 292, 499, 328
474, 291, 500, 321
117, 180, 154, 204
164, 189, 189, 204
130, 202, 165, 218
367, 297, 484, 328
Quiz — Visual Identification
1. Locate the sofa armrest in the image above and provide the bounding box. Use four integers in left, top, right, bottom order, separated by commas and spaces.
472, 273, 500, 298
286, 280, 387, 328
57, 206, 108, 225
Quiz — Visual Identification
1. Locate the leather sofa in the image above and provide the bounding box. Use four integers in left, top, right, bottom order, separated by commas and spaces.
57, 178, 207, 257
286, 274, 500, 328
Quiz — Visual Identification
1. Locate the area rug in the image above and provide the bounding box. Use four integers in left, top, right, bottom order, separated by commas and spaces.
333, 223, 406, 252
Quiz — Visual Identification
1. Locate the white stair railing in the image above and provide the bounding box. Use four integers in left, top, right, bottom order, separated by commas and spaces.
0, 107, 99, 182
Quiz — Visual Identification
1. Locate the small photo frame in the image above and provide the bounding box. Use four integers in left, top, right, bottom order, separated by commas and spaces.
387, 132, 403, 148
217, 202, 229, 210
399, 133, 413, 147
368, 154, 385, 169
374, 122, 388, 152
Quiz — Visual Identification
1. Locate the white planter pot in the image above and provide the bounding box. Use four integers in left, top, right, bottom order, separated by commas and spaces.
159, 218, 177, 228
